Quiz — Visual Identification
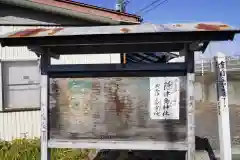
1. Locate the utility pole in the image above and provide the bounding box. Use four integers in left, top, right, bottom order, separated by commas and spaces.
116, 0, 129, 12
116, 0, 129, 64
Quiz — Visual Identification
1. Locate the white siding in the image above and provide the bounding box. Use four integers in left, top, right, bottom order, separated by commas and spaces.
0, 25, 120, 141
0, 111, 40, 141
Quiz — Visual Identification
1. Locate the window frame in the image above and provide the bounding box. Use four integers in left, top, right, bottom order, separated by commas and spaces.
0, 58, 41, 112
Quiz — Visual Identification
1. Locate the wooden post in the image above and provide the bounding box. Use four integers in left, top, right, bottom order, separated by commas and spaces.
185, 45, 196, 160
120, 53, 126, 64
40, 54, 50, 160
214, 52, 232, 160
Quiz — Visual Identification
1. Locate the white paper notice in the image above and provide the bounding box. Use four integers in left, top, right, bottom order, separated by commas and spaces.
149, 77, 180, 120
149, 57, 182, 120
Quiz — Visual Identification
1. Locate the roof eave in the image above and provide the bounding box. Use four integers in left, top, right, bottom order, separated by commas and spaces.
1, 30, 238, 53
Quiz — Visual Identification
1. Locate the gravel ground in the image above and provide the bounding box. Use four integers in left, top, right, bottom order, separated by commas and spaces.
195, 102, 240, 149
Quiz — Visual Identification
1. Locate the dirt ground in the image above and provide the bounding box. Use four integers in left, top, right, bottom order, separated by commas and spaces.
195, 102, 240, 149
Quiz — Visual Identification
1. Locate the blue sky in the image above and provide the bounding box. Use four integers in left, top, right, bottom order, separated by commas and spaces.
76, 0, 240, 58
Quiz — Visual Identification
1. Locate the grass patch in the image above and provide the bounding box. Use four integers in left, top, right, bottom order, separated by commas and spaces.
0, 138, 95, 160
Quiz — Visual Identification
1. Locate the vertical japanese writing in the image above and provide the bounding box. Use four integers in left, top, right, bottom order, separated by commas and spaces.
217, 60, 227, 109
150, 77, 180, 120
40, 75, 48, 143
163, 80, 172, 118
154, 83, 162, 117
41, 99, 47, 143
163, 77, 180, 119
163, 79, 176, 117
150, 77, 164, 119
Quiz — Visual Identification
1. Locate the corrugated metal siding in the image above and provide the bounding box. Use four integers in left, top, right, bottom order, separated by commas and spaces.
0, 111, 40, 141
0, 26, 120, 141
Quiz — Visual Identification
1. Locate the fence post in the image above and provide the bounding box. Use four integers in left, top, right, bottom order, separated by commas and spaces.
214, 52, 232, 160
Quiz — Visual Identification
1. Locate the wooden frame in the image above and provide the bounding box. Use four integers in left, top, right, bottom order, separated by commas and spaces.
1, 23, 238, 160
39, 46, 195, 160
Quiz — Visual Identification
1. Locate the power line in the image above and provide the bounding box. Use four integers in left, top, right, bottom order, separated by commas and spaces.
141, 0, 168, 15
135, 0, 168, 14
135, 0, 162, 14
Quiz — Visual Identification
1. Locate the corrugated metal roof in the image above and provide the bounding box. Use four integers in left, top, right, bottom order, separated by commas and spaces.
3, 22, 239, 38
0, 22, 239, 56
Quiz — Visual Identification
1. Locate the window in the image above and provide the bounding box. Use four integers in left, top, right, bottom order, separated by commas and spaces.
1, 60, 40, 111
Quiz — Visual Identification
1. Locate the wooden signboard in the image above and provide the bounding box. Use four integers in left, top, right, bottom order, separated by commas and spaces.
49, 77, 186, 142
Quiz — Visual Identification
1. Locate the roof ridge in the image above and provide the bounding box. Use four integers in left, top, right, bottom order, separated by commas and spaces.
0, 0, 142, 24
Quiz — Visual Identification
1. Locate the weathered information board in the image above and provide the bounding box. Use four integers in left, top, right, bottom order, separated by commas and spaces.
49, 77, 186, 141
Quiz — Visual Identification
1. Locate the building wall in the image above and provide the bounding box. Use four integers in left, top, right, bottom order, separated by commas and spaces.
0, 111, 40, 141
0, 25, 120, 141
195, 81, 240, 105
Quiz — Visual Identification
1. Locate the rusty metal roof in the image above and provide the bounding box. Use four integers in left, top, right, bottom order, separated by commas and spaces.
0, 22, 239, 56
3, 22, 239, 38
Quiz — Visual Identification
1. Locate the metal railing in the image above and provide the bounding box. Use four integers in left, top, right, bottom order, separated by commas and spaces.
195, 56, 240, 73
